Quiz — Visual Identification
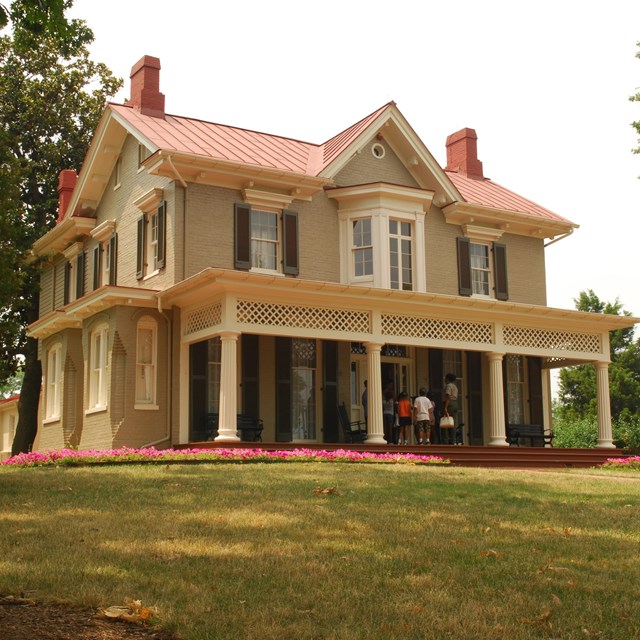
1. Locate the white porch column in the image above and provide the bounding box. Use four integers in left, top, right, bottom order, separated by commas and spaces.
364, 342, 386, 444
595, 361, 616, 449
487, 352, 509, 446
215, 331, 241, 442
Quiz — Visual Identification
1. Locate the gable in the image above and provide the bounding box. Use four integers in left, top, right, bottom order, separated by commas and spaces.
333, 138, 420, 189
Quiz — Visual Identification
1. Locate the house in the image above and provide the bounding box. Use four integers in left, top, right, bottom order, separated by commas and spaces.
0, 394, 19, 460
28, 55, 637, 452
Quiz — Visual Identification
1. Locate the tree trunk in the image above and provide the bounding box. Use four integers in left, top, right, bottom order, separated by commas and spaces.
11, 339, 41, 455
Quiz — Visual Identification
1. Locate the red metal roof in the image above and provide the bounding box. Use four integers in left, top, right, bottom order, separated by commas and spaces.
110, 102, 570, 223
446, 171, 572, 224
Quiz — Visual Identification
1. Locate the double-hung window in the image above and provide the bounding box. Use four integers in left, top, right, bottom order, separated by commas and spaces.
135, 317, 157, 407
90, 220, 117, 290
352, 218, 373, 278
89, 324, 108, 410
45, 344, 62, 420
457, 237, 509, 300
234, 203, 299, 275
136, 201, 166, 280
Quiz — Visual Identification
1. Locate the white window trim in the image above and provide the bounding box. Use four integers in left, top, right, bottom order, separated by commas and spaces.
88, 324, 109, 411
469, 241, 493, 299
135, 316, 157, 406
45, 344, 62, 420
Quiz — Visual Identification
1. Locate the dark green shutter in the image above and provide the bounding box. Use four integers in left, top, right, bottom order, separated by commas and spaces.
275, 337, 292, 442
109, 234, 117, 285
322, 340, 339, 443
63, 262, 71, 305
76, 251, 85, 299
467, 351, 483, 445
282, 209, 299, 276
136, 216, 145, 280
234, 203, 251, 270
93, 246, 101, 290
456, 237, 472, 296
493, 242, 509, 301
157, 201, 166, 269
527, 357, 544, 426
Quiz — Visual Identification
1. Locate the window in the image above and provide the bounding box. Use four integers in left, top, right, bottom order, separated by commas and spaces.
138, 144, 149, 167
114, 157, 122, 188
63, 250, 85, 305
291, 338, 316, 441
234, 203, 299, 276
45, 344, 62, 419
470, 242, 490, 296
352, 218, 373, 277
389, 219, 412, 291
250, 210, 278, 270
90, 221, 117, 289
135, 317, 157, 406
136, 202, 166, 279
457, 237, 509, 300
89, 325, 108, 410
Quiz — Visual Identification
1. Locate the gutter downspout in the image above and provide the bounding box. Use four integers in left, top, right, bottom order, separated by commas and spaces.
544, 228, 574, 248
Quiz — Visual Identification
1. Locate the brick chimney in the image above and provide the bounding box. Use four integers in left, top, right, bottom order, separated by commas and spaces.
445, 127, 484, 179
57, 169, 78, 222
129, 55, 165, 118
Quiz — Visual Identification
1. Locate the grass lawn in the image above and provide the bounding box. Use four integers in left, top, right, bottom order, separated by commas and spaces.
1, 463, 639, 639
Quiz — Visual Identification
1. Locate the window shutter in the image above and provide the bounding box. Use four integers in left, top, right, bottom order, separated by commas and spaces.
76, 251, 85, 299
93, 246, 101, 290
63, 262, 71, 305
157, 201, 166, 269
456, 237, 472, 296
234, 203, 251, 270
136, 216, 145, 280
282, 209, 299, 276
493, 242, 509, 301
109, 234, 118, 285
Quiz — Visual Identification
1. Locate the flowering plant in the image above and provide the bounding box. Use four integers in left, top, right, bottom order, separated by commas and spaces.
600, 456, 640, 471
2, 447, 449, 468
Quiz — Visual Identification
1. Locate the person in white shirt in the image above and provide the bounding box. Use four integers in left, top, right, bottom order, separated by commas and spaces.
413, 387, 435, 444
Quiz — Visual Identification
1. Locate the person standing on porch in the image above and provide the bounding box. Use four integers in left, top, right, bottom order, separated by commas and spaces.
396, 391, 412, 445
413, 387, 434, 444
442, 373, 459, 445
383, 388, 395, 444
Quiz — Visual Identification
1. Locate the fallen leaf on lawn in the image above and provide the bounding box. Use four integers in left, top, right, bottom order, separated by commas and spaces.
97, 598, 156, 624
313, 486, 338, 495
551, 594, 562, 606
539, 605, 553, 621
480, 549, 502, 558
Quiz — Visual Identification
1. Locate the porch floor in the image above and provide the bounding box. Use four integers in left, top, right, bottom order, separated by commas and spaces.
179, 441, 627, 469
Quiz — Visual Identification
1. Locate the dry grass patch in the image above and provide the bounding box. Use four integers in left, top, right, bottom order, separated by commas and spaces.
1, 463, 639, 639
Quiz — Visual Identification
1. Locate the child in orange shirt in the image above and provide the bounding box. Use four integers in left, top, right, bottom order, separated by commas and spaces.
396, 391, 412, 445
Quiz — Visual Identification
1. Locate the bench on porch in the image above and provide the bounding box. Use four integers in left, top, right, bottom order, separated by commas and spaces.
204, 413, 264, 442
506, 424, 554, 447
337, 402, 367, 444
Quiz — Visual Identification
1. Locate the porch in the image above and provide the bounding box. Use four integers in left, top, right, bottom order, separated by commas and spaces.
177, 440, 627, 469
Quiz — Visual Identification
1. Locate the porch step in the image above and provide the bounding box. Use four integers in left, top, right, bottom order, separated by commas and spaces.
181, 442, 627, 469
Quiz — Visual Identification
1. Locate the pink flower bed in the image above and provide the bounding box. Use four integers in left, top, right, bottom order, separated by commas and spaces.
2, 447, 449, 468
601, 456, 640, 470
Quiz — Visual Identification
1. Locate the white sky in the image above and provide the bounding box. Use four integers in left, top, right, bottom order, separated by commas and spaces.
68, 0, 640, 322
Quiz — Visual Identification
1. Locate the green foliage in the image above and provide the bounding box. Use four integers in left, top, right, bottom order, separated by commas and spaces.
631, 40, 640, 158
0, 2, 122, 453
557, 290, 640, 423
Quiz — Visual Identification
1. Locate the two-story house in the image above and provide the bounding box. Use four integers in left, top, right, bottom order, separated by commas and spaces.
28, 55, 635, 452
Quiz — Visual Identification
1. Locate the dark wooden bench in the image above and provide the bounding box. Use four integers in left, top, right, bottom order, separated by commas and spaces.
204, 413, 263, 442
506, 424, 554, 447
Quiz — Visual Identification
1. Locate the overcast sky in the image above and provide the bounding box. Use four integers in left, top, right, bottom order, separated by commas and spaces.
67, 0, 640, 323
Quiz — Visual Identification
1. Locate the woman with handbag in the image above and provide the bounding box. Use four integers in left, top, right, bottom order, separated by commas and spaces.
441, 373, 458, 445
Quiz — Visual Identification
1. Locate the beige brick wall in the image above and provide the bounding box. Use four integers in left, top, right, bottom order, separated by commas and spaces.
424, 207, 547, 304
334, 138, 420, 188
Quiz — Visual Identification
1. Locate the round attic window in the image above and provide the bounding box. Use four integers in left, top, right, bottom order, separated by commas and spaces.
371, 143, 385, 159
